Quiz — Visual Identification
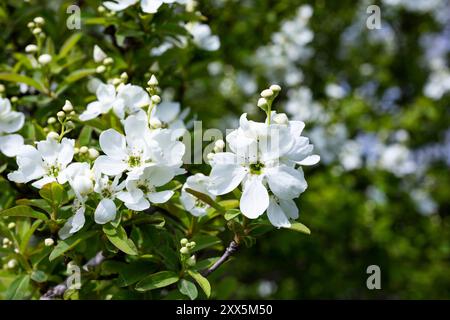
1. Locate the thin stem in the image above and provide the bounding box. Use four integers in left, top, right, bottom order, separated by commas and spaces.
202, 241, 239, 277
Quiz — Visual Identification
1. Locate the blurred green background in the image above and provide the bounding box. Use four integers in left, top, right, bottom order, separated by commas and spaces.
1, 0, 449, 299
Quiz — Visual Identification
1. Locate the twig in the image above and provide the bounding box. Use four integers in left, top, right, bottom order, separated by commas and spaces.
40, 251, 105, 300
202, 241, 239, 277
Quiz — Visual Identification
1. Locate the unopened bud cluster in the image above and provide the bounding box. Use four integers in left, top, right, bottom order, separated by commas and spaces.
257, 84, 281, 114
179, 238, 197, 266
46, 100, 77, 140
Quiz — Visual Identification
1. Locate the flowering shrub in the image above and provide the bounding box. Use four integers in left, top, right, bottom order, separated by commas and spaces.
1, 0, 449, 300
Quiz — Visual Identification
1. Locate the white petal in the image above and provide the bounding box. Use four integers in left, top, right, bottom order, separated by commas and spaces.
298, 154, 320, 166
31, 176, 57, 189
96, 83, 116, 102
93, 45, 107, 63
266, 165, 307, 199
240, 176, 269, 219
143, 165, 175, 187
0, 134, 24, 157
94, 155, 127, 176
279, 198, 299, 220
0, 111, 24, 133
99, 129, 127, 159
103, 0, 138, 12
37, 138, 59, 163
57, 138, 75, 167
147, 190, 174, 203
141, 0, 163, 13
79, 101, 102, 121
58, 207, 86, 240
94, 198, 117, 224
208, 164, 246, 195
125, 197, 150, 211
267, 198, 291, 228
154, 102, 180, 123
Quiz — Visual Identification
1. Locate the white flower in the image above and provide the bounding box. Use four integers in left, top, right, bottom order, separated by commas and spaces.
8, 137, 74, 189
92, 170, 124, 224
117, 165, 175, 211
151, 101, 188, 137
38, 54, 52, 65
180, 173, 215, 217
0, 98, 25, 157
79, 83, 150, 121
378, 144, 416, 177
103, 0, 185, 14
61, 162, 94, 199
187, 23, 220, 51
94, 114, 185, 179
93, 45, 107, 63
58, 201, 85, 240
208, 113, 319, 227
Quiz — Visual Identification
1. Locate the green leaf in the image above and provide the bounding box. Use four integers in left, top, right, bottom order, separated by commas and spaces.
178, 279, 198, 300
187, 270, 211, 298
116, 261, 157, 287
193, 257, 220, 272
185, 188, 225, 213
49, 230, 97, 261
39, 182, 65, 208
224, 209, 241, 220
78, 126, 93, 146
64, 68, 96, 83
6, 275, 30, 300
58, 33, 83, 58
135, 271, 179, 292
30, 270, 48, 283
103, 224, 138, 255
16, 199, 52, 214
0, 73, 48, 94
20, 220, 43, 254
190, 235, 222, 253
0, 205, 48, 221
289, 222, 311, 235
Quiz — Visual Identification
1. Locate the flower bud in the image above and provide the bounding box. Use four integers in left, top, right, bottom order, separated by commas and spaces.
38, 54, 52, 65
273, 113, 289, 125
65, 121, 75, 130
186, 241, 196, 249
57, 111, 65, 118
97, 5, 106, 13
27, 22, 35, 29
33, 17, 45, 25
47, 131, 59, 140
269, 84, 281, 92
147, 74, 158, 86
149, 117, 162, 129
257, 97, 268, 108
111, 78, 121, 86
214, 139, 225, 150
79, 146, 88, 154
180, 247, 189, 255
96, 65, 106, 73
88, 148, 99, 160
47, 117, 56, 125
32, 28, 42, 35
2, 238, 10, 246
103, 57, 114, 65
62, 100, 73, 112
7, 222, 15, 229
44, 238, 54, 246
25, 44, 38, 53
74, 147, 80, 154
10, 96, 18, 103
207, 153, 215, 161
260, 89, 274, 98
7, 259, 17, 269
151, 95, 161, 104
0, 84, 5, 93
120, 72, 128, 81
186, 255, 196, 267
180, 238, 189, 246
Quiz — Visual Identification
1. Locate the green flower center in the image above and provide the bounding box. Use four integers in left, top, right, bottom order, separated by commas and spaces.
128, 155, 142, 167
249, 162, 265, 175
